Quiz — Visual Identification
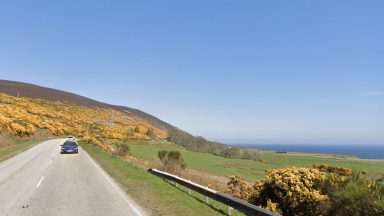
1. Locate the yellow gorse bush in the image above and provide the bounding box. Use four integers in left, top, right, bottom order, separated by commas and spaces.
327, 173, 348, 188
266, 199, 279, 213
225, 176, 255, 200
260, 167, 328, 205
256, 167, 328, 215
226, 167, 329, 216
0, 93, 167, 151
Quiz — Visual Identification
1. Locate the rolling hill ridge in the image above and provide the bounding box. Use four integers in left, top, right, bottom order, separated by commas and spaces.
0, 80, 232, 156
0, 80, 179, 133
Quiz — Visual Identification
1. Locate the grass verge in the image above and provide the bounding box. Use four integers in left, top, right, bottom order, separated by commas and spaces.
0, 138, 47, 163
79, 141, 245, 216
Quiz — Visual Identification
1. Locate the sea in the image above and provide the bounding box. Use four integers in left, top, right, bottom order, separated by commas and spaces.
236, 144, 384, 160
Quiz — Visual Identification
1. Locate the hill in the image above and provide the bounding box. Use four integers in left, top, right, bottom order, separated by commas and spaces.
0, 80, 234, 156
0, 80, 178, 133
0, 91, 169, 151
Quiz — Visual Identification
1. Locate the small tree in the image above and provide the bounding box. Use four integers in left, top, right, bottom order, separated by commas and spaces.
158, 150, 186, 173
134, 126, 140, 133
127, 128, 135, 136
146, 128, 157, 139
223, 147, 241, 158
113, 142, 130, 157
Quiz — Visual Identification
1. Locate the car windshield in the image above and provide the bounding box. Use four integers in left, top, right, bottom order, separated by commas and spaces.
63, 142, 77, 146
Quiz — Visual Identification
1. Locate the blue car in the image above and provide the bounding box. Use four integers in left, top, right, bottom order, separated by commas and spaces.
61, 141, 79, 154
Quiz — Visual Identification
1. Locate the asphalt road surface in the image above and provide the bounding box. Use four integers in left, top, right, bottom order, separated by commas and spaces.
0, 139, 146, 216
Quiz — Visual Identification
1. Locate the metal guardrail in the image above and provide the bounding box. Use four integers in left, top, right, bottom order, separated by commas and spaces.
148, 168, 277, 216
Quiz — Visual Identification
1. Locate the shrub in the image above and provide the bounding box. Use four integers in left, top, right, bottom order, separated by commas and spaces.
158, 150, 186, 173
226, 167, 384, 216
328, 180, 384, 215
324, 172, 384, 216
250, 167, 328, 216
313, 164, 353, 176
113, 143, 130, 157
223, 148, 241, 158
225, 176, 255, 200
146, 128, 156, 139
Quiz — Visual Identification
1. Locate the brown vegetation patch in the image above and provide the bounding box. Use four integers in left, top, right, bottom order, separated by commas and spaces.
0, 129, 51, 147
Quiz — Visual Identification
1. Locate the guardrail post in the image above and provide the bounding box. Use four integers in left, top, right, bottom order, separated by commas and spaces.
227, 206, 232, 216
188, 188, 191, 195
205, 196, 209, 205
175, 182, 178, 188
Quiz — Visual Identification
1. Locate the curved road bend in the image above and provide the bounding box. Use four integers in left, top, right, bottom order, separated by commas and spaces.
0, 139, 146, 216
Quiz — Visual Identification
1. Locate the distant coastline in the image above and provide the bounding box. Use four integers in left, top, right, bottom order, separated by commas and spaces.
236, 144, 384, 160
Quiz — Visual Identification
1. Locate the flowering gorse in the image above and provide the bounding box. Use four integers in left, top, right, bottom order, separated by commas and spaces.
225, 176, 254, 200
0, 93, 167, 152
252, 167, 328, 215
226, 167, 328, 215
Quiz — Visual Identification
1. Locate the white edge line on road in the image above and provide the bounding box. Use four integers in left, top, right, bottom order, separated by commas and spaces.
36, 176, 44, 188
83, 148, 144, 216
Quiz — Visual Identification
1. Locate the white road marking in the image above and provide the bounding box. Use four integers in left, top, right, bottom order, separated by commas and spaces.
83, 149, 144, 216
36, 176, 44, 188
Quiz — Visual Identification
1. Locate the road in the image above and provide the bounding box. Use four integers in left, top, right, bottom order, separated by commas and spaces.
0, 139, 146, 216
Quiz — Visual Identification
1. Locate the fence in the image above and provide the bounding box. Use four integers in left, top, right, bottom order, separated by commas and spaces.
148, 168, 277, 216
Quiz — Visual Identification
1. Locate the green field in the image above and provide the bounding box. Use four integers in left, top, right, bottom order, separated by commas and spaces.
80, 141, 384, 215
80, 141, 245, 216
129, 143, 384, 181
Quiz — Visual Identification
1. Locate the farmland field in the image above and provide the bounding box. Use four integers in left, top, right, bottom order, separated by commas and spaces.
129, 142, 384, 181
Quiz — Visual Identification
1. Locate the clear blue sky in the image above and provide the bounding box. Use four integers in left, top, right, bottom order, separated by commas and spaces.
1, 1, 383, 145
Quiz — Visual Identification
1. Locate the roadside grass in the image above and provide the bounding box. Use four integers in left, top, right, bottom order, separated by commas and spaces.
79, 141, 245, 216
129, 143, 384, 181
0, 138, 47, 163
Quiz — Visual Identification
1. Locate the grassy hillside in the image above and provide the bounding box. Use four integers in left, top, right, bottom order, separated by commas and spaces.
0, 81, 248, 159
0, 90, 264, 160
0, 80, 178, 133
0, 93, 166, 152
